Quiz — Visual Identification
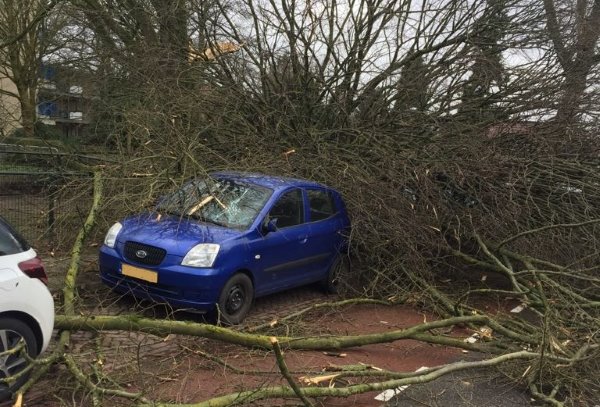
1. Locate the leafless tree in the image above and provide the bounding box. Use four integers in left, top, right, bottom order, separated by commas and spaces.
0, 0, 64, 137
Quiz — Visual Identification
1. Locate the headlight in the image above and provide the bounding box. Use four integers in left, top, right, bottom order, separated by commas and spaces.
104, 222, 122, 248
182, 244, 220, 267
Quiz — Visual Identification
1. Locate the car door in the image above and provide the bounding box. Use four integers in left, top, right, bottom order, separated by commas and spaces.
301, 188, 344, 281
250, 188, 312, 294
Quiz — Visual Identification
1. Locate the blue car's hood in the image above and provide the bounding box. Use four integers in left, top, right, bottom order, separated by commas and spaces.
117, 213, 242, 256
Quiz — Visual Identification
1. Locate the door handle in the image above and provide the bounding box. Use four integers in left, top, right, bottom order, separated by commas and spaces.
299, 236, 308, 244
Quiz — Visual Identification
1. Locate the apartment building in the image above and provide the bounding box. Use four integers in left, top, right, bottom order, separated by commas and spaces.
0, 65, 92, 139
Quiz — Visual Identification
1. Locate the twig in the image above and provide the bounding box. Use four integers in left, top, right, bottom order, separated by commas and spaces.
498, 219, 600, 248
529, 383, 564, 407
474, 234, 523, 293
64, 354, 149, 402
247, 298, 391, 332
270, 337, 314, 407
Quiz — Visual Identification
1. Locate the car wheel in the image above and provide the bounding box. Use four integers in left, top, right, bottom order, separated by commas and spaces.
324, 255, 350, 294
216, 274, 254, 325
0, 318, 38, 402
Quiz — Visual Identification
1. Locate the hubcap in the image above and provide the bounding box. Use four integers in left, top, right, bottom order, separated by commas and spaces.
0, 329, 29, 389
225, 285, 245, 314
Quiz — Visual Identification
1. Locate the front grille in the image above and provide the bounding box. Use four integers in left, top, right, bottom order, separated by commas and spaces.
124, 241, 166, 266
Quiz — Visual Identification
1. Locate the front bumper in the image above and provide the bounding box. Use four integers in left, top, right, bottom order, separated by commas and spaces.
99, 246, 228, 311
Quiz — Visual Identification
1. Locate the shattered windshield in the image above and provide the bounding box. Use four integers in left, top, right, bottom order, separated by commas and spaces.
157, 178, 272, 229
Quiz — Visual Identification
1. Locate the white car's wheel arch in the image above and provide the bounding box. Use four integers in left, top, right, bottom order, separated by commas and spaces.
0, 311, 44, 355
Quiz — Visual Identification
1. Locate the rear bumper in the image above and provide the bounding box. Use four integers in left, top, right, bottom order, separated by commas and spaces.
99, 246, 227, 311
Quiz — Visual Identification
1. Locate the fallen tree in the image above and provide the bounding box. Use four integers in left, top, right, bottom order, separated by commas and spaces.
53, 313, 520, 353
11, 170, 597, 407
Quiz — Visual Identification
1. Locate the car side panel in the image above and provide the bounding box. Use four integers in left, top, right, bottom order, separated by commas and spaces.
299, 216, 344, 281
247, 223, 317, 296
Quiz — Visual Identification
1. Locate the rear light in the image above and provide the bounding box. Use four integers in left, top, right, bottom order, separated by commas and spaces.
18, 257, 48, 285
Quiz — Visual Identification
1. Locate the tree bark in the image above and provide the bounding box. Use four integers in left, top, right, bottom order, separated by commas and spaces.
543, 0, 600, 125
18, 90, 36, 138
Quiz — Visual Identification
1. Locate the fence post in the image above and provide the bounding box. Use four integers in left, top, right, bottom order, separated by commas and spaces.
48, 181, 56, 239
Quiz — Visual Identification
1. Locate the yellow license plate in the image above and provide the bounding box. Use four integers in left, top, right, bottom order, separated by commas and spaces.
121, 264, 158, 283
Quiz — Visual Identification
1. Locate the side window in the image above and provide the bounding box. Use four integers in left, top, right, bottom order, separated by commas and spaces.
308, 189, 336, 222
0, 218, 29, 256
269, 189, 304, 228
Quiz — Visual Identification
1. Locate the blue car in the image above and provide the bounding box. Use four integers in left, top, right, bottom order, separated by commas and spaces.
99, 172, 351, 324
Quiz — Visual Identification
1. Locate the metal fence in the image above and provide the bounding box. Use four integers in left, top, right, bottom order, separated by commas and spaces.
0, 144, 95, 250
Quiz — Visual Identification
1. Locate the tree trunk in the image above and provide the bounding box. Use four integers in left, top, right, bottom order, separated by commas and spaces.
18, 86, 36, 138
555, 56, 595, 126
20, 104, 35, 138
54, 313, 516, 352
543, 0, 600, 126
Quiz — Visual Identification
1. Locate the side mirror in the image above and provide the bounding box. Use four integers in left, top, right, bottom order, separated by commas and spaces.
261, 217, 278, 235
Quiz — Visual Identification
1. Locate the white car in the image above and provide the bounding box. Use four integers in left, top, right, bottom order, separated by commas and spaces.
0, 216, 54, 401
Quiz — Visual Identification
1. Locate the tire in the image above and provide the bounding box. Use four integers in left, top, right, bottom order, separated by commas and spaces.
0, 317, 38, 402
215, 274, 254, 325
324, 255, 350, 294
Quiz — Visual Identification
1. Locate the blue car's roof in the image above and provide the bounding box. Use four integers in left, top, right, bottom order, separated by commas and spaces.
211, 171, 328, 191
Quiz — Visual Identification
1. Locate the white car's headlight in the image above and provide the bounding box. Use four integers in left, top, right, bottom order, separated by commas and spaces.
182, 244, 220, 267
104, 222, 122, 248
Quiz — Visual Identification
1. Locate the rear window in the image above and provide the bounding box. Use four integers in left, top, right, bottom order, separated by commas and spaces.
0, 217, 30, 256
